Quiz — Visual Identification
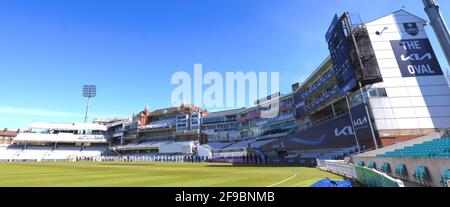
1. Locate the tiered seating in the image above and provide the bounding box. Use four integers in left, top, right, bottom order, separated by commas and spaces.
13, 146, 53, 161
0, 145, 23, 161
206, 139, 276, 150
299, 146, 359, 160
0, 145, 108, 161
145, 118, 176, 129
112, 141, 173, 150
223, 139, 257, 149
377, 137, 450, 158
203, 142, 233, 150
250, 139, 276, 148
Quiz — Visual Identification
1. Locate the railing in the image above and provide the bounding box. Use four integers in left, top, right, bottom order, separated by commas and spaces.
317, 159, 404, 187
300, 109, 348, 132
303, 85, 339, 112
317, 159, 357, 179
354, 166, 405, 187
302, 70, 335, 99
202, 119, 238, 125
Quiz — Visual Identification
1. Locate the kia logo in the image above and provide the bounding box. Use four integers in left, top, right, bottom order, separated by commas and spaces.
400, 53, 432, 61
353, 117, 368, 127
335, 126, 353, 136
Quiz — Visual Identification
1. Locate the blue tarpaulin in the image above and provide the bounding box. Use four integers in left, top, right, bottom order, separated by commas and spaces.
310, 178, 352, 187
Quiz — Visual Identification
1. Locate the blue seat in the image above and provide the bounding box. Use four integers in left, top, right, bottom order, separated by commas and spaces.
395, 163, 407, 176
357, 160, 365, 167
414, 165, 430, 182
380, 162, 391, 173
377, 137, 450, 158
368, 161, 376, 169
441, 169, 450, 187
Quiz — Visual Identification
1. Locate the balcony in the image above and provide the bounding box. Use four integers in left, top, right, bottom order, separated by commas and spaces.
303, 85, 339, 113
301, 70, 335, 99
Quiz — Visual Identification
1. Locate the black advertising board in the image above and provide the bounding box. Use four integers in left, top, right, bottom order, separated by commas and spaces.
326, 14, 358, 95
390, 38, 443, 77
261, 103, 372, 151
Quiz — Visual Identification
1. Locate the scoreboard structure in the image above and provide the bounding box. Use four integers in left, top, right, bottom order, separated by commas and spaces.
284, 9, 450, 154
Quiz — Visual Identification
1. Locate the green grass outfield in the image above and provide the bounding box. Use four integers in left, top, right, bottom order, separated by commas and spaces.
0, 162, 343, 187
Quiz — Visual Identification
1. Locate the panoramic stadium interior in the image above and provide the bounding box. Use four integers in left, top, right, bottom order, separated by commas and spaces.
0, 8, 449, 188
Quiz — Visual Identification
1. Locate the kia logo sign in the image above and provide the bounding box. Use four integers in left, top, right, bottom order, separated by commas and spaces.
335, 126, 353, 137
354, 116, 368, 127
400, 53, 432, 61
335, 116, 368, 137
391, 38, 443, 77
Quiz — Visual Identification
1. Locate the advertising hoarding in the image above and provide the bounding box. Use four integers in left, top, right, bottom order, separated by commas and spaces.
261, 104, 372, 151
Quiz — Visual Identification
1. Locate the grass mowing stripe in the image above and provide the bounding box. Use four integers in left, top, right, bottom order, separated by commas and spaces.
0, 162, 343, 187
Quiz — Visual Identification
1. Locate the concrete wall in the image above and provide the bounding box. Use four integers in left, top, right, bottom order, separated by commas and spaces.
352, 156, 450, 187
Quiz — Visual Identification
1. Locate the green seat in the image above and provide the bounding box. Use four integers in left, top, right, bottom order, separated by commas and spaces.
441, 169, 450, 187
395, 163, 407, 176
357, 160, 365, 167
414, 165, 430, 182
380, 162, 391, 173
368, 161, 376, 169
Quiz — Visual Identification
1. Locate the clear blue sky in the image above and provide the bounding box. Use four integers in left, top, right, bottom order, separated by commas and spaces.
0, 0, 449, 129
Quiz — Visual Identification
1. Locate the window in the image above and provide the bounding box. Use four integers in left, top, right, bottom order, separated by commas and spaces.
377, 88, 387, 97
368, 88, 388, 97
369, 89, 377, 97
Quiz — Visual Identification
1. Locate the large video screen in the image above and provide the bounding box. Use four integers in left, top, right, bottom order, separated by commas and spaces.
326, 14, 358, 95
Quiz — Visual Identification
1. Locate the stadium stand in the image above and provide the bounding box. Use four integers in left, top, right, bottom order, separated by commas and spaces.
221, 139, 257, 149
0, 144, 108, 161
202, 142, 233, 150
376, 137, 450, 158
144, 118, 176, 129
298, 146, 359, 160
249, 139, 277, 148
354, 131, 444, 157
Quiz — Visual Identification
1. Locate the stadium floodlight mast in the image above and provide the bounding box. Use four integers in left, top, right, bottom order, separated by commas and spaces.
82, 85, 96, 123
422, 0, 450, 66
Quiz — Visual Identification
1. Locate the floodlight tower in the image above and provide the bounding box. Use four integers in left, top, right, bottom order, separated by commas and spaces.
423, 0, 450, 66
82, 85, 96, 123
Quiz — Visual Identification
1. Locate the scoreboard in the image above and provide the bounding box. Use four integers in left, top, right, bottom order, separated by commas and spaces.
325, 14, 358, 95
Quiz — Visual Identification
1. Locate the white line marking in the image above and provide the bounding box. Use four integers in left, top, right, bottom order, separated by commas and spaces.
267, 173, 298, 187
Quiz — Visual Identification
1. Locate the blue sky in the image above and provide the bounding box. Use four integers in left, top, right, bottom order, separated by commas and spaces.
0, 0, 449, 129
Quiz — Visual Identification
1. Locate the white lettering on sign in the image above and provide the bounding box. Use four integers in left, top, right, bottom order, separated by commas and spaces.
391, 38, 443, 77
407, 65, 436, 75
400, 40, 422, 50
353, 117, 368, 127
335, 126, 353, 137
